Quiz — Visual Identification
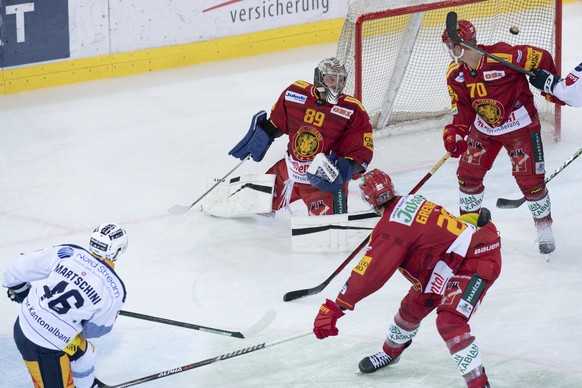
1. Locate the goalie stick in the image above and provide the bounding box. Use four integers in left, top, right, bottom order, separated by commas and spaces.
168, 156, 249, 215
283, 152, 451, 302
101, 332, 311, 388
119, 309, 276, 339
445, 11, 534, 77
496, 147, 582, 209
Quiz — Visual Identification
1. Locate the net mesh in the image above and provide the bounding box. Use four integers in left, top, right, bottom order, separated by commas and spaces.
336, 0, 558, 136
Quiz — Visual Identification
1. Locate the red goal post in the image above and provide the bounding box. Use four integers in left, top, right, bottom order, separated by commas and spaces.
336, 0, 562, 141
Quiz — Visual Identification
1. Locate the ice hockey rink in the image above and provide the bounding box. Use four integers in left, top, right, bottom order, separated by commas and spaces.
1, 3, 582, 388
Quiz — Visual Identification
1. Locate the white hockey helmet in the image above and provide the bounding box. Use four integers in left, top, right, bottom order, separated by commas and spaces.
314, 57, 348, 105
89, 223, 128, 261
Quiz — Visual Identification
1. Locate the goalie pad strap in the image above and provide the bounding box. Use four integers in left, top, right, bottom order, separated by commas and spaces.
291, 211, 379, 253
202, 174, 275, 218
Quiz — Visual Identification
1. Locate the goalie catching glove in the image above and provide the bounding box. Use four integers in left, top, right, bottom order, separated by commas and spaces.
313, 299, 345, 339
229, 110, 276, 162
307, 153, 354, 192
6, 282, 31, 303
442, 124, 468, 158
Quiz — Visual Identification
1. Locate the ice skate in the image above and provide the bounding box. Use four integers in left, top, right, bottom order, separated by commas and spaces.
535, 218, 555, 255
358, 340, 411, 374
358, 350, 402, 373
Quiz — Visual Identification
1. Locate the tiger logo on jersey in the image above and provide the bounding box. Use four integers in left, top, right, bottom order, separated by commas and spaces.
473, 99, 504, 127
293, 126, 323, 161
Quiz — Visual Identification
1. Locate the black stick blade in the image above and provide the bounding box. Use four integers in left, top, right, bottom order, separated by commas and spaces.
446, 11, 461, 44
283, 287, 323, 302
496, 197, 526, 209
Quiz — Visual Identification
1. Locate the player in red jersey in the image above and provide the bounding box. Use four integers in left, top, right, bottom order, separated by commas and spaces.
312, 169, 501, 388
229, 57, 374, 215
441, 19, 563, 254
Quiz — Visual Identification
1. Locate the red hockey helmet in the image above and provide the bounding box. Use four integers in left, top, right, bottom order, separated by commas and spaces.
442, 19, 477, 47
359, 169, 397, 208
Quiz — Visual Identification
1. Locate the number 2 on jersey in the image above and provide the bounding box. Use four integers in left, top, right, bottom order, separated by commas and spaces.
436, 208, 467, 236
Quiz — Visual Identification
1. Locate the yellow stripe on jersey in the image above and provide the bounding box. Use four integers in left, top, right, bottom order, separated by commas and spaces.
446, 61, 460, 79
344, 95, 366, 111
292, 80, 310, 89
24, 360, 44, 388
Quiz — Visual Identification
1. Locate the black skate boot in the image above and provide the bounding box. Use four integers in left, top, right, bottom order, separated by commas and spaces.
91, 378, 105, 388
358, 340, 411, 373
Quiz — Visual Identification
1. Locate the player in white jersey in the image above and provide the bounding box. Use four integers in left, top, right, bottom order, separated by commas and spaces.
3, 223, 128, 388
529, 63, 582, 108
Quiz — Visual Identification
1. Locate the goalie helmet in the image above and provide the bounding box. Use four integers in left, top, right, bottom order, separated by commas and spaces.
89, 223, 128, 261
314, 57, 348, 105
359, 169, 397, 208
442, 19, 477, 47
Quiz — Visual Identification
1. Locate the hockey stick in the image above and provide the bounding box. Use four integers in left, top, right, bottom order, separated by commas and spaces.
102, 332, 311, 388
445, 11, 534, 77
496, 147, 582, 209
119, 309, 276, 339
283, 152, 452, 302
168, 156, 249, 215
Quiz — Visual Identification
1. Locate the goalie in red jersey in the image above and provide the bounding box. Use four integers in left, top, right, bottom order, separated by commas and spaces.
312, 169, 501, 388
229, 57, 374, 216
441, 19, 563, 254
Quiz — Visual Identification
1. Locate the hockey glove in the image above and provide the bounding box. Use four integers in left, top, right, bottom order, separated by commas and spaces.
442, 124, 468, 158
307, 155, 354, 193
7, 282, 31, 303
529, 68, 561, 94
313, 299, 345, 339
229, 110, 274, 162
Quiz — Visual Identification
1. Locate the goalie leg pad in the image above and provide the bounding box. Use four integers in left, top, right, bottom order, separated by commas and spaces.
291, 211, 379, 253
202, 174, 276, 217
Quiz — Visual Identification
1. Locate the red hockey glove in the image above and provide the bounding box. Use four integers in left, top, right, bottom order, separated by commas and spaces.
313, 299, 345, 339
443, 124, 468, 158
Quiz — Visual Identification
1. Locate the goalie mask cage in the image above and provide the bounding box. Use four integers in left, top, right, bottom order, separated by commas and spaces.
337, 0, 562, 141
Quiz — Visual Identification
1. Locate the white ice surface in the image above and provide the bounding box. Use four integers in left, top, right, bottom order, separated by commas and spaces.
2, 4, 582, 387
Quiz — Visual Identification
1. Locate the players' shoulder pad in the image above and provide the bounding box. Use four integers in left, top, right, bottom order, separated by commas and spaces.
292, 80, 311, 89
341, 95, 366, 111
446, 61, 461, 79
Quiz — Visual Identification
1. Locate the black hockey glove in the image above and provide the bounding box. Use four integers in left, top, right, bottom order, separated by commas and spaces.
7, 282, 31, 303
529, 69, 561, 94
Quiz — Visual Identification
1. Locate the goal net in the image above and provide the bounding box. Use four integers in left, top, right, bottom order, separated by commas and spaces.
336, 0, 562, 140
